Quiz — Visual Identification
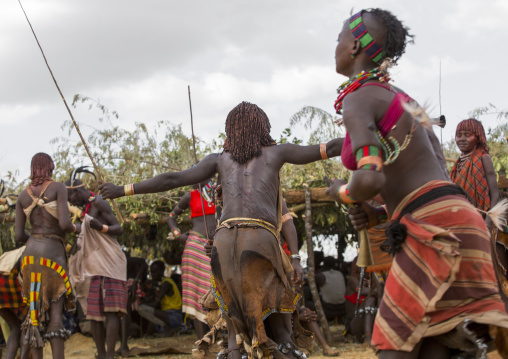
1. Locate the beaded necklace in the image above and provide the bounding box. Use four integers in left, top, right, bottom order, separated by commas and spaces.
334, 67, 390, 114
81, 192, 96, 219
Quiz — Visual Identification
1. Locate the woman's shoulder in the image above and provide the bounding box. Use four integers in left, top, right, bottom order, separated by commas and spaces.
343, 84, 394, 111
50, 181, 66, 190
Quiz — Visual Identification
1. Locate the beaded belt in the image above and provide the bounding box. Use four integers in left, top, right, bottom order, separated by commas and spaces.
217, 217, 278, 238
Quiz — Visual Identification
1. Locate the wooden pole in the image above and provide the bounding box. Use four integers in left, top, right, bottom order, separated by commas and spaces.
303, 183, 333, 345
187, 86, 210, 240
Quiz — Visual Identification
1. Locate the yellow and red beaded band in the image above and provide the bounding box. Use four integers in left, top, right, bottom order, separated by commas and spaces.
101, 224, 109, 233
338, 184, 356, 204
376, 206, 388, 224
356, 145, 383, 172
320, 143, 328, 160
281, 212, 293, 224
169, 205, 180, 218
124, 183, 135, 196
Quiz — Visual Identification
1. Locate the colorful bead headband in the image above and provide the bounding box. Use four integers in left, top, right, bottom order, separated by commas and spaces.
349, 11, 386, 65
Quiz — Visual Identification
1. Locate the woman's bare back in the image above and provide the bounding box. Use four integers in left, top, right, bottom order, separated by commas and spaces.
217, 147, 282, 226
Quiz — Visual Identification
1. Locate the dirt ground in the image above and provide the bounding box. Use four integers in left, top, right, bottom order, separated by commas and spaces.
34, 326, 504, 359
50, 331, 379, 359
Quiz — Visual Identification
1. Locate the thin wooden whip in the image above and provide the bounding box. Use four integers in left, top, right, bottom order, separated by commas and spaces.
17, 0, 124, 223
188, 86, 210, 240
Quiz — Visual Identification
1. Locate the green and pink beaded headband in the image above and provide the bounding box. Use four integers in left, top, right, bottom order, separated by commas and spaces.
349, 10, 386, 65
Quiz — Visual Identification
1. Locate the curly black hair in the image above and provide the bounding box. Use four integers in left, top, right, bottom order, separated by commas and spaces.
364, 8, 414, 64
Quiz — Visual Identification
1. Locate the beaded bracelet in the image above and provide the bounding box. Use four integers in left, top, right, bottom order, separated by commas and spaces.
124, 184, 135, 196
338, 184, 356, 204
376, 205, 389, 224
290, 254, 301, 261
320, 143, 328, 160
172, 228, 180, 239
356, 146, 383, 172
281, 213, 293, 224
101, 224, 109, 233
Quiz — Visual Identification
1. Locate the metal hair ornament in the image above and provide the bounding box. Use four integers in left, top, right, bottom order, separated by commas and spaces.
349, 10, 386, 64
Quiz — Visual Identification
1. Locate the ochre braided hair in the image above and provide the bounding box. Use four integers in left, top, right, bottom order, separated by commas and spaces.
30, 153, 54, 186
456, 118, 489, 154
223, 102, 276, 164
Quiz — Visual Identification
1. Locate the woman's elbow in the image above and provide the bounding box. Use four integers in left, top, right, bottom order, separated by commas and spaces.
350, 173, 385, 201
59, 220, 73, 233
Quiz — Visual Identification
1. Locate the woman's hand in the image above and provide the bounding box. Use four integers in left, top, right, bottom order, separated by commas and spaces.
291, 260, 304, 287
204, 239, 214, 258
325, 178, 347, 204
98, 183, 124, 200
348, 202, 379, 230
89, 218, 103, 231
299, 307, 317, 322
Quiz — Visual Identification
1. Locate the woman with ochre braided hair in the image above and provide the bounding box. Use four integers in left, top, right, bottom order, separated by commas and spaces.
450, 119, 499, 222
167, 177, 216, 341
15, 153, 79, 359
325, 8, 508, 358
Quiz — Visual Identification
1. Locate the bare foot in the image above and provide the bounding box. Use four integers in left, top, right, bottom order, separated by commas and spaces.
192, 348, 217, 359
115, 347, 130, 357
323, 346, 340, 356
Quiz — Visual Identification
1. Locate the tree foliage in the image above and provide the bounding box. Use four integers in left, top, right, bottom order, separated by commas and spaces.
6, 99, 505, 259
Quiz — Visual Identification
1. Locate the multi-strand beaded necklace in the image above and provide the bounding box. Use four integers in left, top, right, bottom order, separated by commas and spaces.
334, 67, 390, 115
334, 66, 418, 165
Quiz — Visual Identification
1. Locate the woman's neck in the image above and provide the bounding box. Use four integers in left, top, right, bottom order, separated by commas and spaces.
348, 63, 376, 79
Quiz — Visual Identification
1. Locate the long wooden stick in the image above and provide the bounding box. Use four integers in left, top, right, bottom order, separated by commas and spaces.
304, 184, 333, 345
188, 86, 210, 240
17, 0, 123, 223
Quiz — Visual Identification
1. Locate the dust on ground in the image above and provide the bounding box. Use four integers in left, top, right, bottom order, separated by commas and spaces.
38, 326, 503, 359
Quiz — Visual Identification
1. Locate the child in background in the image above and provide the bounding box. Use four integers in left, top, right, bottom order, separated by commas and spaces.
137, 261, 182, 336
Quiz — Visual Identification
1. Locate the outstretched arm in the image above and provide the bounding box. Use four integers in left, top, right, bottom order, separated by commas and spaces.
276, 138, 343, 165
99, 154, 219, 199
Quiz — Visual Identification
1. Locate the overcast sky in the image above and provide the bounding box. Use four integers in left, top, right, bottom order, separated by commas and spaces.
1, 0, 507, 181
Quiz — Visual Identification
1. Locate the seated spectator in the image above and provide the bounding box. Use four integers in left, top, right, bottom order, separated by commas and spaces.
297, 303, 339, 356
315, 257, 346, 324
137, 260, 183, 336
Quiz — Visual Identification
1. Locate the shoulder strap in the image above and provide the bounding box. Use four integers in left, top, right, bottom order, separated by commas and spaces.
27, 181, 53, 202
